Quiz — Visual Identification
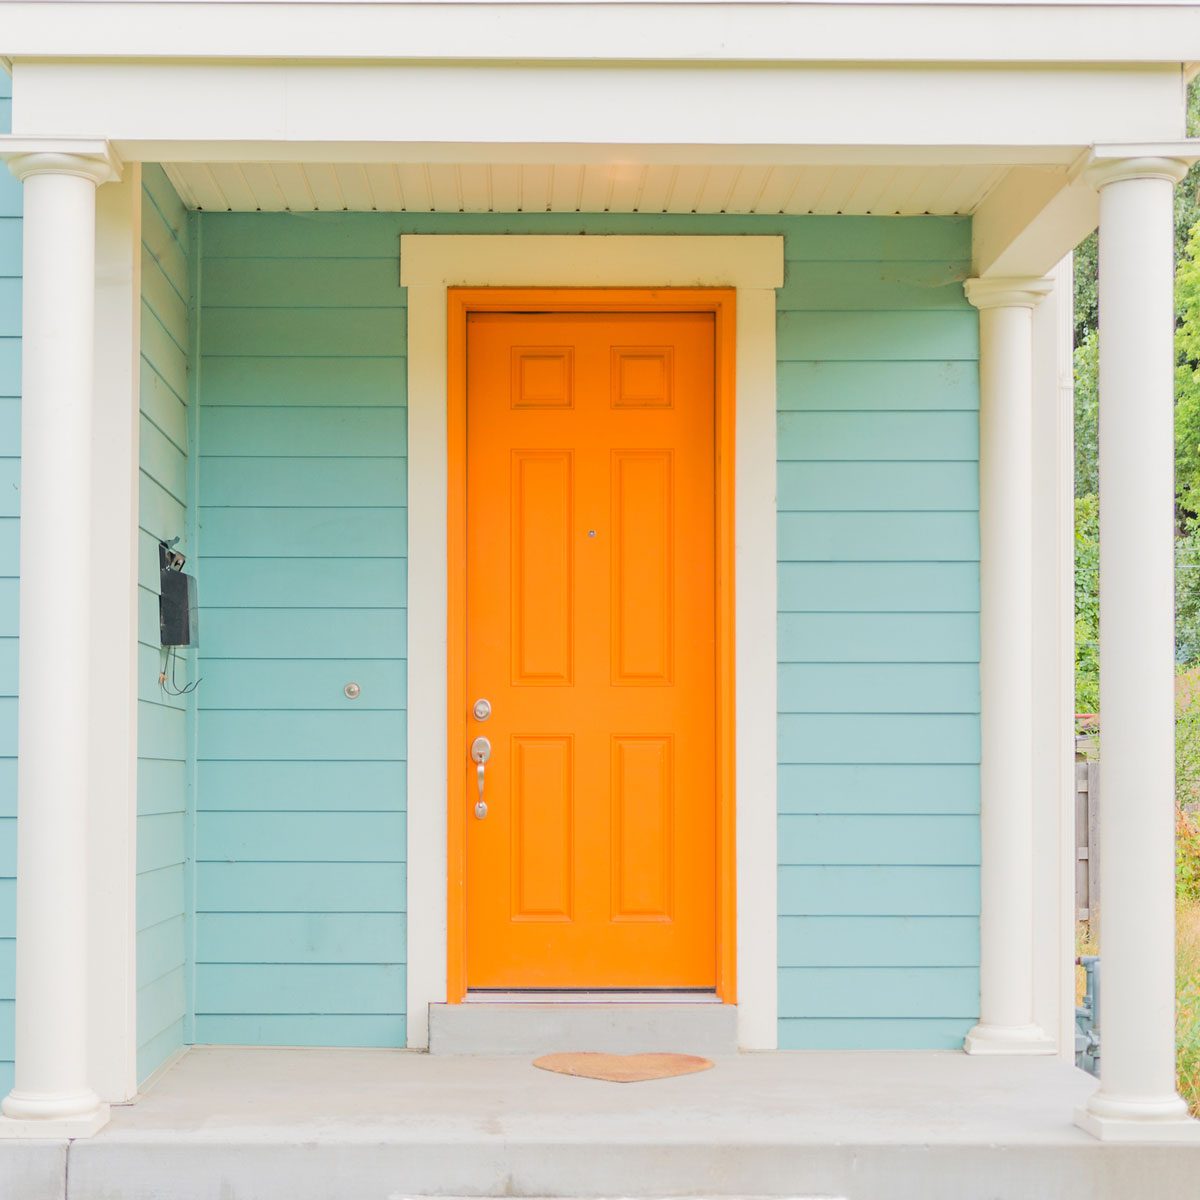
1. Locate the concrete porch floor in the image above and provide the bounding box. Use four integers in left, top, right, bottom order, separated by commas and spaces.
5, 1045, 1200, 1200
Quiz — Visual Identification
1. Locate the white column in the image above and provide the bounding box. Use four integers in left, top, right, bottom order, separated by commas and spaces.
0, 148, 119, 1137
1076, 156, 1199, 1141
963, 276, 1056, 1055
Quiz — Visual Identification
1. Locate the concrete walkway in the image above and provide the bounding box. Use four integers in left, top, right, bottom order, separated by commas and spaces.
4, 1046, 1199, 1199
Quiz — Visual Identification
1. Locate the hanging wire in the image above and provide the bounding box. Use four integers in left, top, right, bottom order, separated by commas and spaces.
159, 645, 202, 696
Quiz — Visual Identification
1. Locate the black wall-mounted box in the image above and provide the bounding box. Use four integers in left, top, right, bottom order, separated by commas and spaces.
159, 543, 199, 648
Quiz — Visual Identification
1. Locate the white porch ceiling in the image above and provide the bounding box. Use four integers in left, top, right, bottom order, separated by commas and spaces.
161, 161, 1011, 216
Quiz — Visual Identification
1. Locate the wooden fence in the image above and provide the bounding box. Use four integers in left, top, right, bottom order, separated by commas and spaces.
1075, 734, 1100, 923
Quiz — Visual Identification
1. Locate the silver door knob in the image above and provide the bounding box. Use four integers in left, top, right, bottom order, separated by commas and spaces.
471, 736, 492, 819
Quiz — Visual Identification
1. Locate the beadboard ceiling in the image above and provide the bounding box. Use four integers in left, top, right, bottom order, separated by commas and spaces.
161, 161, 1011, 216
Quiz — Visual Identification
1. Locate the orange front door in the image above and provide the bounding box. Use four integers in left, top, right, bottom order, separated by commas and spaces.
464, 310, 718, 989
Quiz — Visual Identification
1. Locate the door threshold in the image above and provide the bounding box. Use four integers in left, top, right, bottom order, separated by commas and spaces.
430, 996, 737, 1053
463, 990, 722, 1005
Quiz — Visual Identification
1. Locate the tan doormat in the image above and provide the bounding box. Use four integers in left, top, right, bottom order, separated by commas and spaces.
532, 1051, 714, 1083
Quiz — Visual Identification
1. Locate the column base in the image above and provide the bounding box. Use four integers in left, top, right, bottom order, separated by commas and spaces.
963, 1022, 1057, 1055
0, 1089, 109, 1138
1076, 1095, 1200, 1142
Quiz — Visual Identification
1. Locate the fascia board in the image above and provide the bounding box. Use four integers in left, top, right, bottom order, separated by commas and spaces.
9, 61, 1184, 154
0, 3, 1199, 65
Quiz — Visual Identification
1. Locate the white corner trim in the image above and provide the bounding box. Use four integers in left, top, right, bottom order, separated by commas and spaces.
88, 164, 142, 1103
1029, 255, 1077, 1061
403, 233, 782, 1051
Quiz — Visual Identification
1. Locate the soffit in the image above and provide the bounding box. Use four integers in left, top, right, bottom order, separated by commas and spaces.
162, 161, 1008, 215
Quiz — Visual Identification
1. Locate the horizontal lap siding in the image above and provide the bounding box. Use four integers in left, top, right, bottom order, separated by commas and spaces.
193, 211, 976, 1050
195, 217, 407, 1048
0, 71, 16, 1093
776, 223, 980, 1049
137, 166, 192, 1081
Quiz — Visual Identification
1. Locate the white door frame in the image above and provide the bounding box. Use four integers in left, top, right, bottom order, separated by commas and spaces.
400, 234, 783, 1049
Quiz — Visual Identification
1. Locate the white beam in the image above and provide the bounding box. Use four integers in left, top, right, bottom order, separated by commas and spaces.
972, 167, 1098, 279
973, 141, 1200, 279
0, 2, 1198, 65
8, 61, 1185, 157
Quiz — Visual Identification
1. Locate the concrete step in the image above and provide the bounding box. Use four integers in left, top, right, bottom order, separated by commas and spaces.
62, 1048, 1191, 1200
427, 1000, 738, 1055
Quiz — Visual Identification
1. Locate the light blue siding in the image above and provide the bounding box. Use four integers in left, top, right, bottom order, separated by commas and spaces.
776, 217, 979, 1050
777, 815, 979, 866
198, 760, 405, 811
779, 866, 980, 915
777, 562, 978, 612
0, 193, 979, 1063
199, 608, 406, 659
779, 612, 979, 662
779, 966, 977, 1018
778, 916, 978, 967
778, 663, 978, 714
194, 220, 407, 1048
196, 913, 405, 962
189, 210, 976, 1052
195, 1014, 404, 1047
196, 862, 406, 913
136, 165, 193, 1081
196, 811, 406, 862
777, 360, 977, 412
0, 68, 18, 1095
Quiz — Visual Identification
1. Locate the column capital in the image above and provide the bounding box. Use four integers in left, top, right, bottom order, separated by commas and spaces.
0, 137, 121, 186
964, 276, 1054, 312
1084, 156, 1190, 192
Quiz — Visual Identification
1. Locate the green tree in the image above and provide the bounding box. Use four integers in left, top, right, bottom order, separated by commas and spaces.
1074, 329, 1098, 498
1074, 231, 1098, 347
1075, 494, 1099, 713
1177, 221, 1200, 520
1179, 525, 1200, 665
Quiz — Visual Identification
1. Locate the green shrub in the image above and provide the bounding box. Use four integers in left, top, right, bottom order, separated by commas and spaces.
1178, 902, 1200, 1117
1075, 495, 1099, 714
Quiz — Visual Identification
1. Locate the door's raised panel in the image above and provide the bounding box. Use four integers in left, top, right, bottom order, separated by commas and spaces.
511, 347, 574, 409
611, 451, 674, 685
611, 347, 674, 409
612, 736, 674, 921
511, 736, 574, 920
511, 451, 574, 685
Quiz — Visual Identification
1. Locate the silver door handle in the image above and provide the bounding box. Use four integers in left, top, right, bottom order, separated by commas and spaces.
471, 736, 491, 819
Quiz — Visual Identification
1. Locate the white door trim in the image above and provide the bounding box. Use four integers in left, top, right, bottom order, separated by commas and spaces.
401, 234, 783, 1050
